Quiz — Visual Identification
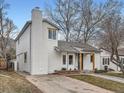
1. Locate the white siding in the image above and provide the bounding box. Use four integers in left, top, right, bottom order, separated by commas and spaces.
83, 54, 93, 71
95, 53, 101, 70
16, 26, 31, 73
100, 49, 120, 71
61, 52, 78, 70
43, 22, 61, 73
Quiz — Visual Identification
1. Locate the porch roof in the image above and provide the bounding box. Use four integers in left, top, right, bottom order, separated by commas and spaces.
55, 41, 101, 53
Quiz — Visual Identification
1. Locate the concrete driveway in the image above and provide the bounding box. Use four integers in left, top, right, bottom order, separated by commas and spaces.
26, 75, 114, 93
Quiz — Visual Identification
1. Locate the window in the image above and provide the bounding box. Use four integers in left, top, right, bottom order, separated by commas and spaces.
48, 30, 52, 39
48, 29, 56, 40
108, 58, 110, 65
24, 52, 27, 63
103, 58, 105, 65
69, 55, 73, 65
121, 58, 124, 64
103, 57, 110, 65
63, 55, 66, 65
53, 31, 56, 40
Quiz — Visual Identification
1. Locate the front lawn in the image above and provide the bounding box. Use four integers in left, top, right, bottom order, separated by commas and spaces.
102, 72, 124, 78
0, 70, 42, 93
69, 75, 124, 93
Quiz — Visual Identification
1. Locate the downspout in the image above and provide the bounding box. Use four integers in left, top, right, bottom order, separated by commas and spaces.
29, 24, 32, 74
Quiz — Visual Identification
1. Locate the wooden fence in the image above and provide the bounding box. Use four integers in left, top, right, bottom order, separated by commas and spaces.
0, 58, 6, 69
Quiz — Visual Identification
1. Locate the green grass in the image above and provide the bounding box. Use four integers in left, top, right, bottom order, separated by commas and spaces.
0, 70, 42, 93
102, 73, 124, 78
69, 75, 124, 93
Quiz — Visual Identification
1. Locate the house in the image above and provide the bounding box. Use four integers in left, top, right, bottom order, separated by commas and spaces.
100, 48, 124, 71
15, 7, 101, 75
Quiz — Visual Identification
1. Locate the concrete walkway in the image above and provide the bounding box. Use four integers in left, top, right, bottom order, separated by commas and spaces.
26, 75, 114, 93
89, 74, 124, 83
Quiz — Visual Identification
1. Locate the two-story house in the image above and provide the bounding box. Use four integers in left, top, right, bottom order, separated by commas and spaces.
15, 7, 101, 75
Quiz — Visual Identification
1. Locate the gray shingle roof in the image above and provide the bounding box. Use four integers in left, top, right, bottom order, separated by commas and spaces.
118, 48, 124, 56
100, 48, 124, 56
55, 41, 101, 53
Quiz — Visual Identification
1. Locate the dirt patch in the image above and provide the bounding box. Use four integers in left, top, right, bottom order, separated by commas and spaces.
0, 70, 43, 93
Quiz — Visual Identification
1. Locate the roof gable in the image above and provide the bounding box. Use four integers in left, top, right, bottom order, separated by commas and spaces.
15, 19, 59, 41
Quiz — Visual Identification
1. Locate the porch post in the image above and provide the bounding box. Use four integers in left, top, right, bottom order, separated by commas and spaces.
79, 51, 83, 71
66, 52, 68, 70
92, 53, 95, 70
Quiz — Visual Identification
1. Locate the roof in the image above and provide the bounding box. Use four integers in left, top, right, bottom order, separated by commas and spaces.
100, 48, 124, 56
15, 21, 31, 41
15, 19, 59, 41
43, 19, 59, 30
55, 41, 101, 53
118, 48, 124, 56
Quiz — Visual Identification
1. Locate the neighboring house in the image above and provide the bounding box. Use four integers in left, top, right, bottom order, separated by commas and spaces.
0, 38, 16, 69
15, 7, 101, 75
100, 48, 124, 71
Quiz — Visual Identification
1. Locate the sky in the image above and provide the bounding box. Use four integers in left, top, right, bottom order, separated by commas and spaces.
6, 0, 54, 30
4, 0, 123, 31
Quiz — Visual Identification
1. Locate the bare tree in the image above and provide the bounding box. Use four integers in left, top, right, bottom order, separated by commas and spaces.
47, 0, 78, 42
74, 0, 123, 44
99, 12, 124, 73
47, 0, 123, 44
0, 0, 16, 68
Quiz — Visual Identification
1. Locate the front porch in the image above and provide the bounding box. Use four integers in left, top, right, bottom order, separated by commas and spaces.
61, 51, 95, 72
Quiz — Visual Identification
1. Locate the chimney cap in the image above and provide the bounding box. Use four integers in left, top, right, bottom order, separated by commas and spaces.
35, 7, 40, 9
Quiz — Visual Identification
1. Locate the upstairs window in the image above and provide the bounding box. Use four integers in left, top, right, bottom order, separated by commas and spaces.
48, 29, 56, 40
48, 30, 52, 39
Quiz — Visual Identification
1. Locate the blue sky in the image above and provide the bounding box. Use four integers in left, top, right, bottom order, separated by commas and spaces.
4, 0, 123, 31
6, 0, 54, 30
5, 0, 106, 30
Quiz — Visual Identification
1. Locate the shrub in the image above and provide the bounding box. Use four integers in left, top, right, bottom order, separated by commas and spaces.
108, 68, 115, 71
74, 68, 77, 71
61, 68, 66, 71
94, 69, 107, 73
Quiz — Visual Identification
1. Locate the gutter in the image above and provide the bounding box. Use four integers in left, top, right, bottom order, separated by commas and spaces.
15, 21, 31, 41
